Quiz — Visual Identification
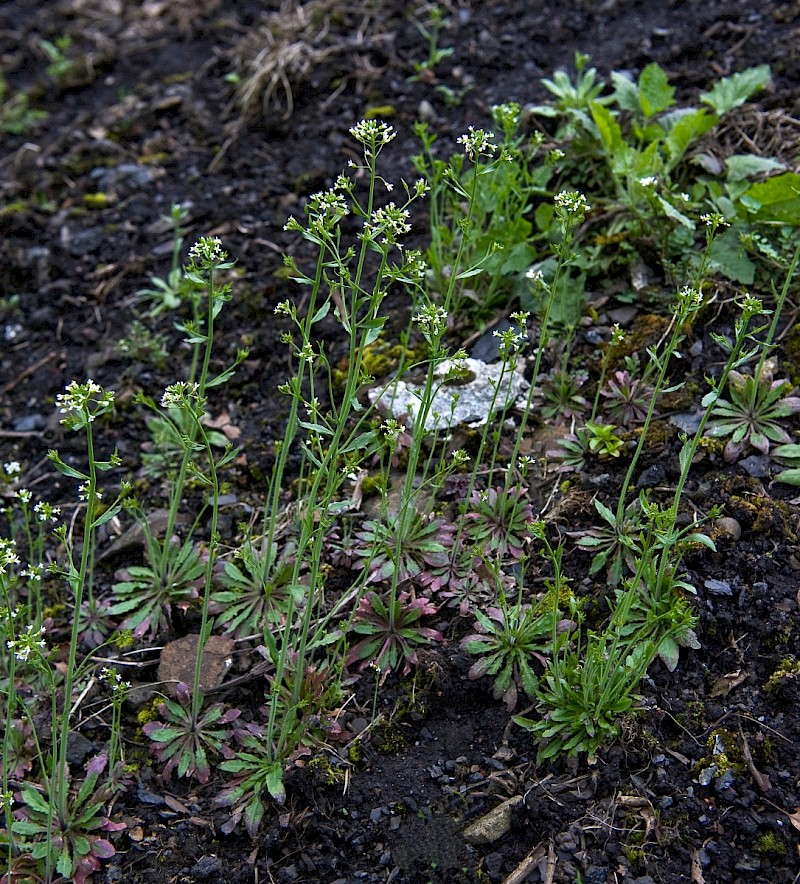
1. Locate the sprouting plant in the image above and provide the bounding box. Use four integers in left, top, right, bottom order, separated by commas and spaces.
536, 367, 589, 420
136, 204, 200, 317
212, 539, 302, 638
109, 532, 202, 640
345, 590, 443, 675
352, 512, 453, 588
706, 358, 800, 461
584, 420, 625, 458
11, 755, 125, 884
0, 74, 47, 134
40, 36, 73, 84
409, 4, 454, 81
461, 486, 533, 561
599, 369, 655, 427
529, 52, 612, 132
140, 404, 229, 481
462, 593, 571, 711
142, 682, 241, 783
115, 320, 169, 369
215, 725, 289, 835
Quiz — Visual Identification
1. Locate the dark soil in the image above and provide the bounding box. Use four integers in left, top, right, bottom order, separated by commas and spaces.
2, 1, 800, 883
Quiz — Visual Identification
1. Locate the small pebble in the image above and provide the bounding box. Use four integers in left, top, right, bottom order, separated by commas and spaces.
714, 517, 741, 541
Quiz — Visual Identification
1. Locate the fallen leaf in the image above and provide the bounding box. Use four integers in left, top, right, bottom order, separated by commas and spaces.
739, 729, 772, 793
691, 848, 706, 883
163, 794, 190, 814
787, 809, 800, 833
709, 668, 747, 697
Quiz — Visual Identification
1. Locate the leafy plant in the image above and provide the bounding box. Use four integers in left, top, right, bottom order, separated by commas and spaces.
461, 486, 533, 561
462, 595, 570, 710
216, 725, 288, 835
141, 404, 229, 481
142, 682, 241, 783
212, 538, 303, 638
136, 204, 201, 317
706, 358, 800, 461
40, 36, 73, 84
11, 755, 125, 884
599, 369, 655, 427
346, 590, 443, 675
0, 74, 47, 134
109, 533, 202, 640
518, 628, 655, 762
408, 4, 453, 81
352, 512, 453, 587
535, 367, 589, 419
574, 497, 645, 586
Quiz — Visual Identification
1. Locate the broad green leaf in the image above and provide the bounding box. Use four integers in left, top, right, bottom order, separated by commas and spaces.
743, 172, 800, 223
726, 154, 786, 182
638, 63, 675, 117
656, 194, 695, 229
663, 108, 717, 168
700, 64, 771, 115
590, 102, 623, 154
610, 70, 641, 113
708, 227, 756, 284
774, 468, 800, 486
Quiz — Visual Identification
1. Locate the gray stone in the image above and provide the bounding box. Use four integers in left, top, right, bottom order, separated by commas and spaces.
66, 731, 94, 765
369, 357, 529, 432
739, 455, 770, 478
190, 856, 222, 880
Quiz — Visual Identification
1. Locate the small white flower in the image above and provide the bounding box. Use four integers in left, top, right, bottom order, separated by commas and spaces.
554, 190, 590, 216
456, 126, 497, 161
3, 461, 21, 476
14, 488, 32, 505
638, 176, 657, 187
188, 236, 226, 266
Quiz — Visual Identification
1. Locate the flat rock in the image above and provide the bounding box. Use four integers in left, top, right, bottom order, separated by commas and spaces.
369, 357, 529, 432
157, 634, 234, 695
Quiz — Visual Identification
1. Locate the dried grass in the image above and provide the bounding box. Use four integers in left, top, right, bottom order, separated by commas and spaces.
231, 0, 388, 121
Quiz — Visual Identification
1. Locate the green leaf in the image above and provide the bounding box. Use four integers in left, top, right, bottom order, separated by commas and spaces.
638, 63, 675, 117
658, 635, 680, 672
743, 172, 800, 223
610, 70, 642, 113
708, 227, 756, 284
656, 194, 695, 230
726, 154, 786, 182
663, 108, 717, 168
49, 457, 88, 481
590, 102, 623, 154
774, 468, 800, 486
700, 65, 771, 115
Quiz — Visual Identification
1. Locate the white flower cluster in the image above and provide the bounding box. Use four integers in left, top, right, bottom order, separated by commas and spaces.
554, 190, 590, 217
0, 538, 20, 574
188, 236, 227, 267
6, 623, 46, 663
56, 379, 114, 426
161, 381, 202, 409
349, 120, 396, 147
456, 126, 497, 161
413, 304, 448, 340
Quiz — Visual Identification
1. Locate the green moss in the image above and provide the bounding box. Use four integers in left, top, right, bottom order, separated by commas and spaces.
307, 755, 346, 787
755, 832, 786, 857
764, 656, 800, 693
782, 324, 800, 386
360, 474, 387, 497
83, 192, 110, 209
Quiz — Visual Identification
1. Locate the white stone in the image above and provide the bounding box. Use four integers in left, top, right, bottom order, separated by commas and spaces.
368, 357, 529, 432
